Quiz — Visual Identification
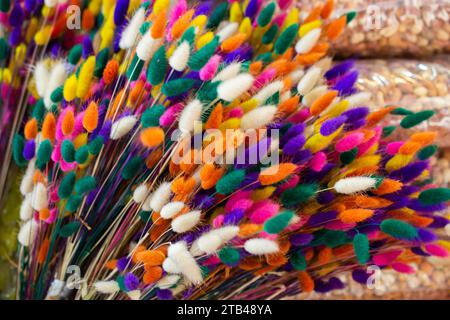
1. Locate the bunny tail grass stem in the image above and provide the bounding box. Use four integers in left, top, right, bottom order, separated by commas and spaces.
0, 11, 52, 205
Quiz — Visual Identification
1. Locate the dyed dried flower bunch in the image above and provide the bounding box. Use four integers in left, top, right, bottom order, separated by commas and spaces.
0, 0, 448, 300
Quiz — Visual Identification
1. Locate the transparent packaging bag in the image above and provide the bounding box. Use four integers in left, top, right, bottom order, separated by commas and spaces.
353, 59, 450, 147
298, 0, 450, 58
347, 59, 450, 300
430, 148, 450, 188
293, 257, 450, 300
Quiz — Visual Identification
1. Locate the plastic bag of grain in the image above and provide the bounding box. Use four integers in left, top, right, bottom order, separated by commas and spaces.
293, 257, 450, 300
297, 0, 450, 58
353, 59, 450, 146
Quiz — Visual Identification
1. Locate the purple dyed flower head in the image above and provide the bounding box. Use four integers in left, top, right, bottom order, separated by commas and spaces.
407, 199, 446, 213
9, 3, 24, 27
328, 277, 345, 290
25, 0, 37, 13
117, 257, 132, 272
240, 171, 260, 189
417, 228, 437, 243
113, 26, 124, 53
397, 185, 420, 196
85, 188, 99, 206
23, 140, 35, 160
281, 123, 305, 145
427, 215, 449, 229
306, 211, 338, 227
191, 192, 215, 210
114, 0, 130, 26
317, 191, 335, 205
224, 46, 253, 64
180, 232, 196, 244
157, 289, 173, 300
282, 135, 305, 156
389, 161, 428, 183
290, 233, 314, 246
352, 269, 370, 284
314, 279, 334, 293
345, 118, 366, 131
50, 43, 61, 58
82, 36, 94, 59
302, 163, 334, 182
99, 120, 112, 142
333, 70, 359, 96
224, 209, 245, 225
292, 149, 312, 164
124, 272, 140, 291
194, 1, 212, 16
320, 115, 347, 136
383, 194, 409, 210
245, 0, 259, 18
342, 107, 369, 123
324, 60, 355, 80
411, 246, 430, 256
184, 70, 200, 80
9, 27, 22, 47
